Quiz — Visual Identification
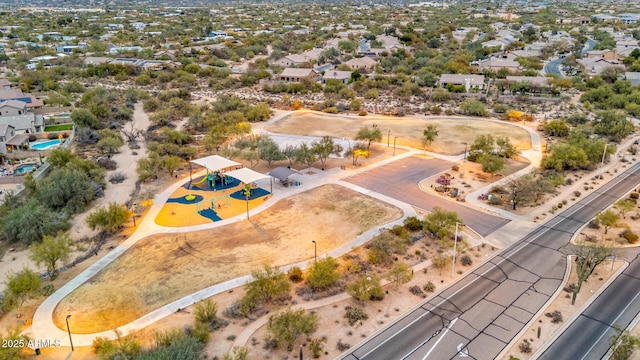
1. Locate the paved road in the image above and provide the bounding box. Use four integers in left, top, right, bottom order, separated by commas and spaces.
544, 57, 564, 78
539, 251, 640, 359
342, 161, 640, 360
344, 157, 510, 237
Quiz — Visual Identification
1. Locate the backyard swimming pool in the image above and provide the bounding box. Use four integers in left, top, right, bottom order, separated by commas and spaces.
30, 139, 62, 150
14, 164, 36, 174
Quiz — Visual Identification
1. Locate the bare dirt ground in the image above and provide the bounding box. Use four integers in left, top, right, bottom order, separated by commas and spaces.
502, 258, 624, 359
52, 185, 402, 333
265, 113, 532, 155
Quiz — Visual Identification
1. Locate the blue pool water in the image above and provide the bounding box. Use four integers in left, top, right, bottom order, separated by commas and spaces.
14, 164, 36, 174
30, 139, 62, 150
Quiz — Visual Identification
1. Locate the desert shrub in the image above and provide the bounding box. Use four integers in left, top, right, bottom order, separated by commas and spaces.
519, 340, 532, 354
409, 285, 425, 298
587, 220, 600, 229
557, 202, 563, 209
287, 267, 303, 283
451, 164, 459, 171
488, 196, 502, 205
460, 255, 472, 266
621, 229, 639, 244
194, 299, 217, 325
47, 132, 59, 140
336, 339, 351, 351
109, 172, 126, 184
403, 216, 423, 231
423, 281, 436, 293
630, 192, 639, 200
323, 106, 338, 114
574, 191, 581, 197
545, 310, 563, 323
28, 134, 37, 142
97, 157, 117, 170
358, 110, 367, 116
310, 337, 327, 358
389, 225, 410, 239
345, 306, 368, 326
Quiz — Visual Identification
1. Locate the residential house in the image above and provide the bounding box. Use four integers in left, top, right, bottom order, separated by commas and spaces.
56, 44, 87, 53
505, 76, 549, 87
616, 39, 640, 58
586, 49, 619, 61
477, 57, 520, 73
0, 79, 10, 90
322, 70, 352, 84
344, 57, 377, 71
0, 100, 44, 134
625, 72, 640, 87
277, 68, 320, 82
618, 14, 640, 24
0, 89, 44, 110
577, 57, 624, 77
438, 74, 485, 91
108, 46, 143, 55
0, 124, 15, 154
273, 48, 322, 67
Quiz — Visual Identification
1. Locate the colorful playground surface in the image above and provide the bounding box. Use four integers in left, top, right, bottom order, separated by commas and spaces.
155, 173, 271, 227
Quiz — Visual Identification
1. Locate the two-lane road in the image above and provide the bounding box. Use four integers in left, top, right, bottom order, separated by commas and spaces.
343, 161, 640, 360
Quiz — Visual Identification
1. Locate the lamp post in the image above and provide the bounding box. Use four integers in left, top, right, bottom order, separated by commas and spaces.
462, 142, 468, 164
312, 240, 317, 262
451, 222, 461, 278
393, 136, 398, 156
387, 130, 391, 147
599, 143, 608, 180
65, 315, 74, 351
131, 203, 137, 227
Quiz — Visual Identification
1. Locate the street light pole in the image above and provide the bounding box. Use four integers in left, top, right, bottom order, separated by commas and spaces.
599, 143, 608, 180
462, 142, 468, 164
65, 315, 74, 352
312, 240, 317, 262
131, 203, 137, 227
393, 136, 398, 156
387, 130, 390, 147
451, 222, 461, 278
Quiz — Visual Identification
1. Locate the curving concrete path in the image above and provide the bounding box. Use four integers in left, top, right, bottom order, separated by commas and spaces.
26, 111, 553, 349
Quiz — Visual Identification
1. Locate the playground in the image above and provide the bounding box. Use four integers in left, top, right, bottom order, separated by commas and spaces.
155, 155, 274, 227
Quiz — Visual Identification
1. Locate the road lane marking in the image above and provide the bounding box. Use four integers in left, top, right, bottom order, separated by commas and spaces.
578, 290, 640, 360
352, 163, 640, 359
420, 318, 458, 360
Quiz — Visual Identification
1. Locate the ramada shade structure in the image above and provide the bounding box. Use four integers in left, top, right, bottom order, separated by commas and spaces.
225, 167, 272, 184
189, 155, 241, 173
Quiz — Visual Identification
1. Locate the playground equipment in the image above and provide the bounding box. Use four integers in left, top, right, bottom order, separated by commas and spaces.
196, 194, 232, 213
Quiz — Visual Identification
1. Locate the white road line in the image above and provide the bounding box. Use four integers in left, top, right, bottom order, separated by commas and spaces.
421, 318, 458, 360
578, 290, 640, 360
355, 164, 640, 359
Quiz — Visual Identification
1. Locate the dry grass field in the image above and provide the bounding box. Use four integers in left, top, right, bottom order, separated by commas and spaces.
52, 185, 402, 333
265, 113, 532, 155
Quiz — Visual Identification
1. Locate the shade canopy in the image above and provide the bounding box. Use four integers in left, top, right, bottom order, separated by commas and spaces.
225, 167, 272, 184
268, 167, 301, 181
190, 155, 240, 172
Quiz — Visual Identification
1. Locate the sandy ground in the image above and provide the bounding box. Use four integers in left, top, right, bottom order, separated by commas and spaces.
52, 185, 402, 333
67, 103, 150, 241
265, 113, 532, 156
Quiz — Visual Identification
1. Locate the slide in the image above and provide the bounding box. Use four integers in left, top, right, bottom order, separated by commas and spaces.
191, 175, 208, 186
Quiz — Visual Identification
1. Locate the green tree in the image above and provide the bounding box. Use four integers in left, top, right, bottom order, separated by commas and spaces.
468, 134, 495, 161
432, 253, 450, 275
86, 202, 131, 234
543, 119, 570, 137
345, 142, 370, 168
571, 244, 616, 305
459, 99, 489, 117
294, 142, 318, 173
593, 110, 634, 140
346, 275, 385, 302
70, 108, 101, 129
496, 137, 519, 158
386, 262, 413, 287
137, 155, 161, 182
609, 326, 640, 360
307, 257, 340, 290
312, 136, 343, 170
36, 167, 94, 214
282, 144, 298, 167
614, 199, 635, 219
29, 232, 72, 280
97, 136, 124, 155
423, 207, 462, 241
2, 200, 68, 245
479, 154, 506, 178
162, 155, 183, 177
355, 125, 382, 151
421, 125, 438, 151
46, 147, 75, 168
257, 137, 285, 168
242, 266, 291, 310
596, 209, 618, 234
3, 269, 42, 317
245, 103, 271, 122
267, 307, 319, 351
